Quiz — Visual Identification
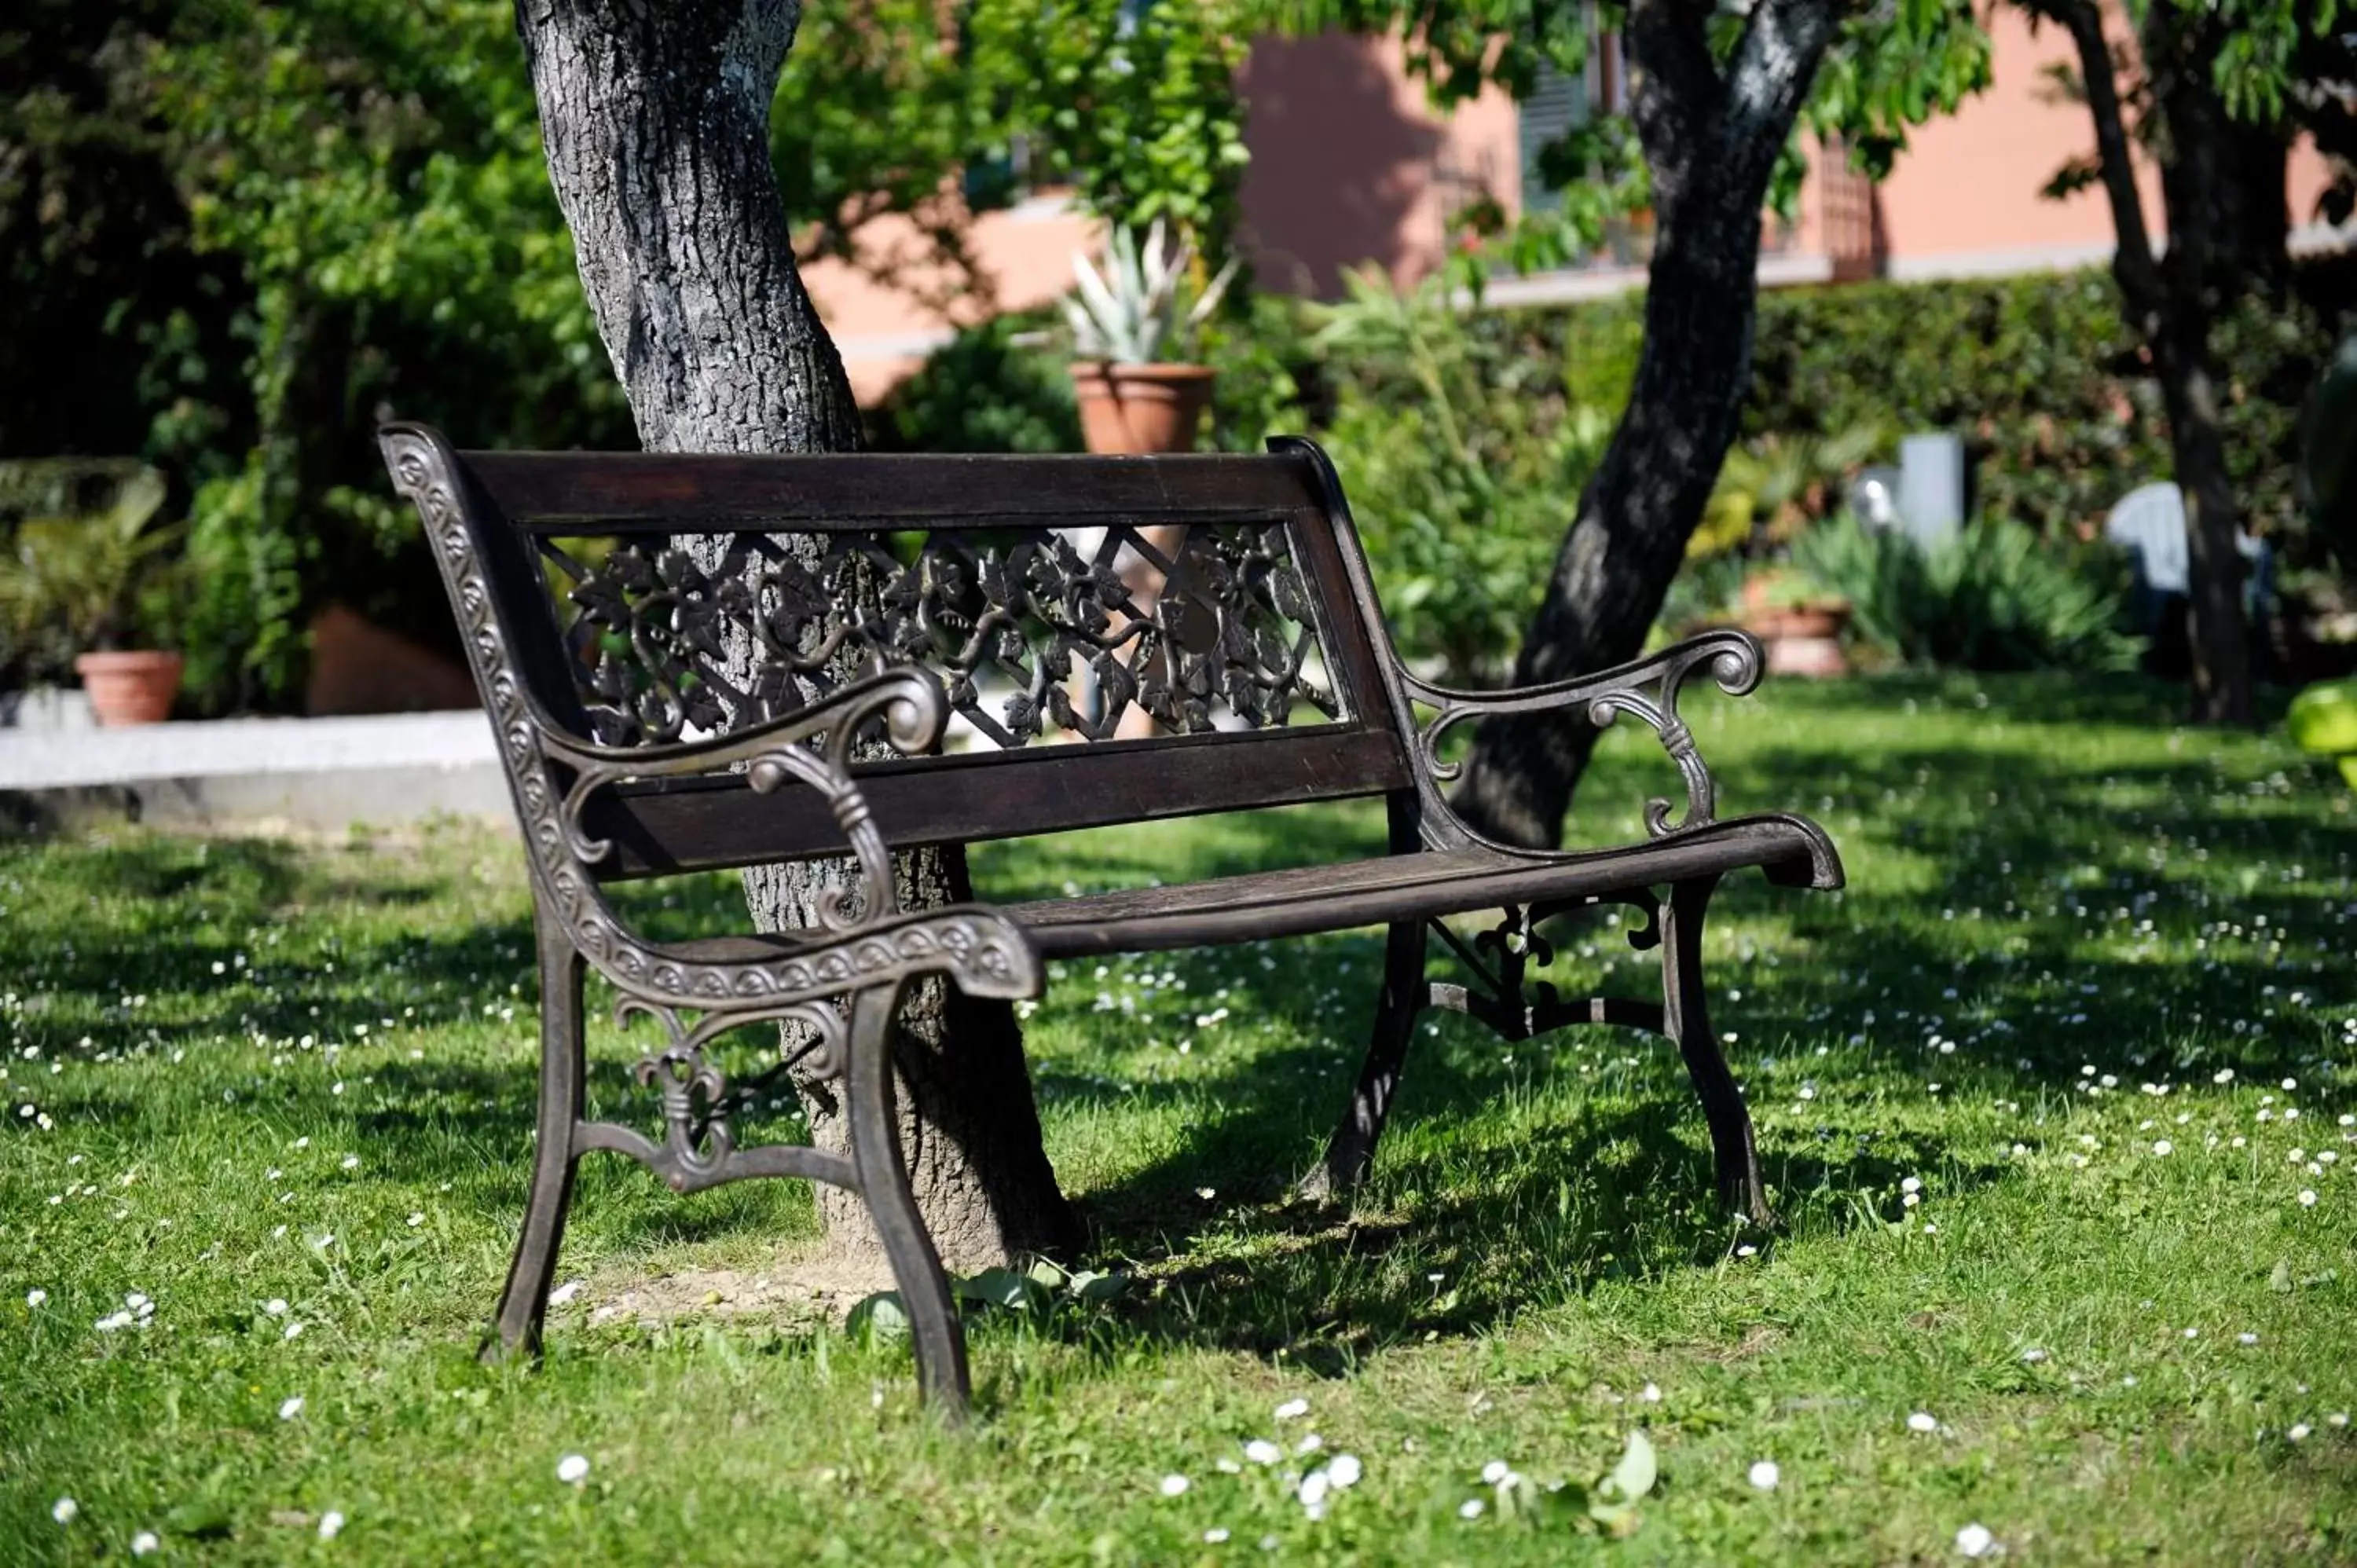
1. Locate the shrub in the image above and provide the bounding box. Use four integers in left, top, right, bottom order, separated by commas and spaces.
1309, 269, 1607, 680
1793, 514, 2144, 672
1463, 259, 2353, 566
867, 315, 1081, 455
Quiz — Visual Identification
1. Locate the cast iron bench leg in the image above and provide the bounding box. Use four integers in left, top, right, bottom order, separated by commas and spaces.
1299, 918, 1429, 1201
1661, 875, 1774, 1227
486, 907, 586, 1361
846, 982, 973, 1423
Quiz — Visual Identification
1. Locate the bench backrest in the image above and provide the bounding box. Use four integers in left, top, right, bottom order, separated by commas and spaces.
380, 425, 1420, 880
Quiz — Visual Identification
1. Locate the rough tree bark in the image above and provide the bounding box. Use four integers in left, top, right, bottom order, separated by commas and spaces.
2034, 0, 2258, 725
1453, 0, 1846, 848
514, 0, 1082, 1273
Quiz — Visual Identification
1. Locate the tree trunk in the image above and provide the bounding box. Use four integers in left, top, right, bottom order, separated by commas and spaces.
2040, 0, 2257, 725
2152, 324, 2256, 724
2143, 5, 2258, 724
514, 0, 1081, 1273
1453, 0, 1843, 848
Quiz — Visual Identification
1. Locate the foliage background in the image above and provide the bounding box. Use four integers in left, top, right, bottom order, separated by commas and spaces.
0, 0, 1248, 712
882, 259, 2355, 679
5, 1, 2350, 705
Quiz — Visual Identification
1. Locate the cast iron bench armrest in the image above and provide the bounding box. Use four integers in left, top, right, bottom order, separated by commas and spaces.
1395, 628, 1766, 844
539, 667, 944, 933
533, 666, 1044, 1009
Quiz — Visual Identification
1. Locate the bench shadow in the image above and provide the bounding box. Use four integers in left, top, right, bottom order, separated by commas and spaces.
9, 671, 2347, 1384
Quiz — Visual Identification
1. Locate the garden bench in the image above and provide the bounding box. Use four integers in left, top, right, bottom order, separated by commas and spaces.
379, 423, 1844, 1421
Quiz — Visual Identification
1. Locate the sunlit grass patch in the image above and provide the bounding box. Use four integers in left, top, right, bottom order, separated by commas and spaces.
4, 672, 2355, 1563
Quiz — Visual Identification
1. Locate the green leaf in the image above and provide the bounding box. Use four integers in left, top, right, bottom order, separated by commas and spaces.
1070, 1270, 1132, 1303
1599, 1428, 1658, 1504
954, 1267, 1050, 1314
164, 1501, 235, 1540
845, 1291, 909, 1344
2288, 681, 2357, 758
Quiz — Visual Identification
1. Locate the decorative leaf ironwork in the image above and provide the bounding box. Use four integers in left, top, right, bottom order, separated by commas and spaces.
537, 523, 1346, 748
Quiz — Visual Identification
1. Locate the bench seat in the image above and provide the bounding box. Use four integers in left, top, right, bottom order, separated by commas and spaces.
1005, 814, 1838, 958
656, 813, 1836, 965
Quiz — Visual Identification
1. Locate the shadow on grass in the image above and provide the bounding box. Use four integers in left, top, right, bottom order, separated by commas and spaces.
8, 673, 2348, 1379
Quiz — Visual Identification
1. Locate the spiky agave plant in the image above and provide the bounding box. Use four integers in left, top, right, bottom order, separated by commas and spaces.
1062, 217, 1237, 365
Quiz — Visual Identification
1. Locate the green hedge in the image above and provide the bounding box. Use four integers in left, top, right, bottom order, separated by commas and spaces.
1479, 256, 2357, 562
887, 258, 2353, 565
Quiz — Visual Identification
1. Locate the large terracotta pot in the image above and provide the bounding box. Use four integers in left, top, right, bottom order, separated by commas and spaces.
1069, 361, 1216, 455
1737, 577, 1851, 678
75, 649, 184, 726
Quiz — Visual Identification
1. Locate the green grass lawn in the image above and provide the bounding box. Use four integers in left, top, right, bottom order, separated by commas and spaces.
5, 672, 2356, 1564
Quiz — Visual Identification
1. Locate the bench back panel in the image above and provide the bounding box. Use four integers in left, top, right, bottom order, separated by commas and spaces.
430, 438, 1414, 878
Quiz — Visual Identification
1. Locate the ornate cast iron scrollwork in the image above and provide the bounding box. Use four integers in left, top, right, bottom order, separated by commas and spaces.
537, 668, 929, 930
1395, 629, 1765, 843
1424, 899, 1670, 1042
537, 523, 1346, 749
635, 1046, 735, 1187
379, 428, 1043, 1017
577, 995, 852, 1196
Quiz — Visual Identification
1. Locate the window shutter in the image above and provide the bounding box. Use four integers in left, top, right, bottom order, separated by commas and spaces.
1517, 62, 1585, 215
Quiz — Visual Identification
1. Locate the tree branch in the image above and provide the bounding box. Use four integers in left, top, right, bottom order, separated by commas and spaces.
1721, 0, 1846, 189
2030, 0, 2163, 315
1623, 0, 1723, 214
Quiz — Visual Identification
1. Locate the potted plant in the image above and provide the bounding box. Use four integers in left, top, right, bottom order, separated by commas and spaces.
1737, 566, 1853, 677
0, 465, 187, 724
1062, 218, 1238, 456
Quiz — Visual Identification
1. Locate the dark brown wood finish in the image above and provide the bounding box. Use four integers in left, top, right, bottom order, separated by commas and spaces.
462, 448, 1325, 526
383, 422, 1846, 1423
583, 726, 1415, 879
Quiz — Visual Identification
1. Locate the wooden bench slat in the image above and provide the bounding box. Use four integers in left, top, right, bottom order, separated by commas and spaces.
581, 726, 1418, 878
461, 448, 1326, 526
647, 817, 1835, 962
1006, 816, 1835, 956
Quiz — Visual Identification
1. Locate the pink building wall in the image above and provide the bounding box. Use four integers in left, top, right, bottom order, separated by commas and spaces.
1233, 32, 1520, 296
805, 14, 2348, 403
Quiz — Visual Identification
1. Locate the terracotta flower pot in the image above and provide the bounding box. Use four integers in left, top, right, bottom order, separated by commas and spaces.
75, 649, 184, 726
1747, 604, 1849, 642
1736, 577, 1852, 678
1069, 362, 1216, 455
